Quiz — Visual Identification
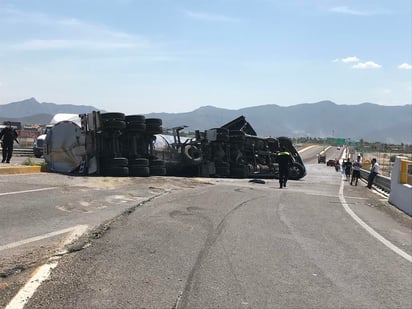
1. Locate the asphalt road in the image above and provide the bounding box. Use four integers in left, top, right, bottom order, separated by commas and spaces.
1, 147, 411, 308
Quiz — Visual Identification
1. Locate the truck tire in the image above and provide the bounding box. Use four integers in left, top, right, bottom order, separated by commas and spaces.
183, 144, 203, 163
145, 125, 163, 134
102, 120, 126, 130
145, 118, 162, 126
100, 113, 125, 121
145, 118, 163, 134
126, 122, 146, 132
101, 157, 128, 168
101, 166, 129, 177
128, 158, 149, 167
125, 115, 145, 123
289, 162, 305, 180
150, 159, 166, 167
129, 166, 150, 177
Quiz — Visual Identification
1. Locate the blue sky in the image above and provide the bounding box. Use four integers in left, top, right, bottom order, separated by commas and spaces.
0, 0, 411, 114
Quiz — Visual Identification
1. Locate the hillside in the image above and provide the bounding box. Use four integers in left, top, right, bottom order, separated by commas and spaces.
146, 101, 412, 144
0, 97, 101, 121
1, 98, 410, 144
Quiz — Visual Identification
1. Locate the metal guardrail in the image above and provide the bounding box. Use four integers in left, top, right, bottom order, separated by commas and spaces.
360, 169, 391, 194
11, 148, 34, 156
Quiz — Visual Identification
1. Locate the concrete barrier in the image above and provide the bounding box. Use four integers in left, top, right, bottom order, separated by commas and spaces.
0, 165, 43, 175
388, 156, 412, 216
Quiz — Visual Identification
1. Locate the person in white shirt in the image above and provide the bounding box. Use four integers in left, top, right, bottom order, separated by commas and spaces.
367, 158, 379, 189
350, 155, 362, 186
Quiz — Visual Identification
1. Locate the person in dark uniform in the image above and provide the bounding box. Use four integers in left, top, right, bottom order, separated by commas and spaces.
0, 121, 19, 163
277, 146, 293, 188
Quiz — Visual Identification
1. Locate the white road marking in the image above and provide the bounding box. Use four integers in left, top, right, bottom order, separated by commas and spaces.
298, 145, 317, 152
5, 225, 89, 309
339, 178, 412, 263
5, 261, 58, 309
0, 187, 57, 196
0, 226, 83, 251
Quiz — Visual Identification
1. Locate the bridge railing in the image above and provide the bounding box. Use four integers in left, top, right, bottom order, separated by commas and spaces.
359, 169, 391, 193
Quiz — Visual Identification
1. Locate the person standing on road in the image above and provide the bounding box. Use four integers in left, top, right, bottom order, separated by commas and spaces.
0, 121, 19, 163
334, 159, 340, 172
367, 158, 379, 189
350, 155, 362, 186
277, 146, 293, 189
344, 158, 352, 181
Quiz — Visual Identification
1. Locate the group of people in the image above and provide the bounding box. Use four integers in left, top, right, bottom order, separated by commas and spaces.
0, 121, 19, 163
336, 156, 379, 188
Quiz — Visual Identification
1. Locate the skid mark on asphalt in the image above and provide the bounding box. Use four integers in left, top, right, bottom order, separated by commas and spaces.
178, 196, 262, 308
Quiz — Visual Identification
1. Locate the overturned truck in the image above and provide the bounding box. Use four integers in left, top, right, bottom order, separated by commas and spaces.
43, 113, 306, 180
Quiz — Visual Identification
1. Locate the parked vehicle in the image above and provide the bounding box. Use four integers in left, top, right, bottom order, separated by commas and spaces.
318, 153, 326, 164
327, 159, 336, 166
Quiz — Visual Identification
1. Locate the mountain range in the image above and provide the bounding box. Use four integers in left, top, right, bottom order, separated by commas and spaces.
1, 97, 411, 144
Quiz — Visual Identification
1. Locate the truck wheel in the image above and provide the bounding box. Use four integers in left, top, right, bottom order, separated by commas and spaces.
183, 145, 203, 162
101, 157, 128, 167
145, 118, 163, 134
102, 120, 126, 130
100, 113, 125, 121
126, 122, 146, 132
289, 162, 305, 180
128, 158, 149, 167
145, 125, 163, 134
150, 159, 166, 167
129, 166, 150, 177
101, 166, 129, 177
145, 118, 162, 126
125, 115, 145, 123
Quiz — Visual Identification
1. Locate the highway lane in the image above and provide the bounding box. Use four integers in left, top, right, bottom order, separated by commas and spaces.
17, 163, 412, 309
0, 173, 211, 307
297, 144, 325, 164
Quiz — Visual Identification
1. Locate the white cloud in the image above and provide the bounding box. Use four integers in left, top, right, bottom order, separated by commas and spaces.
330, 6, 376, 16
352, 61, 382, 69
184, 10, 239, 22
398, 63, 412, 70
341, 56, 360, 63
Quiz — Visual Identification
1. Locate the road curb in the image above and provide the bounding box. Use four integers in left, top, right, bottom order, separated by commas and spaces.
0, 165, 44, 175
